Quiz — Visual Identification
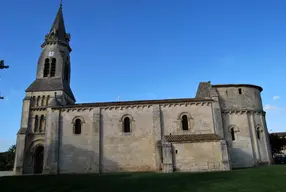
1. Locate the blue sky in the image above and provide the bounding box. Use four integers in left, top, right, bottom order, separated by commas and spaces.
0, 0, 285, 151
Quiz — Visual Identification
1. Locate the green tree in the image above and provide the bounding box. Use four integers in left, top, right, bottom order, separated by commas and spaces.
0, 60, 9, 100
5, 145, 16, 170
0, 145, 16, 171
269, 134, 286, 155
0, 60, 9, 69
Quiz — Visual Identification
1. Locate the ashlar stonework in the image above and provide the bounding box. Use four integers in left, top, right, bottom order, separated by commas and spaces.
14, 5, 272, 175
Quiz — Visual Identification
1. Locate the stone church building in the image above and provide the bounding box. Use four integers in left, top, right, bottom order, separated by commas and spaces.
14, 5, 272, 175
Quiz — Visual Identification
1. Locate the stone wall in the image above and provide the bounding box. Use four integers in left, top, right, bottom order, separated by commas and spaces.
216, 85, 272, 168
222, 112, 255, 168
101, 105, 157, 172
173, 141, 228, 172
253, 113, 271, 163
59, 109, 99, 173
16, 84, 272, 174
49, 100, 221, 173
215, 86, 263, 110
161, 102, 214, 135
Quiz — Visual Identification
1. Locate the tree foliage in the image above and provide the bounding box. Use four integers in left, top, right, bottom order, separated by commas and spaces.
269, 134, 286, 155
0, 60, 9, 69
0, 145, 16, 171
0, 59, 9, 100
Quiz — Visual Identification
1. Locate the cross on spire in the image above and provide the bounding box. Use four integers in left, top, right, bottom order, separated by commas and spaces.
60, 0, 63, 7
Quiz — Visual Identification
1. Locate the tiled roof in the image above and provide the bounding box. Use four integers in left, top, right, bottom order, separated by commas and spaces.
165, 134, 221, 143
26, 78, 75, 101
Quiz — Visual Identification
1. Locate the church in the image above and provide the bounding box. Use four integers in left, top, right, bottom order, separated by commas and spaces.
14, 4, 272, 175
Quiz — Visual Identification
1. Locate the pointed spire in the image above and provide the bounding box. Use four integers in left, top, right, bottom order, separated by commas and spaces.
41, 2, 71, 51
49, 3, 66, 41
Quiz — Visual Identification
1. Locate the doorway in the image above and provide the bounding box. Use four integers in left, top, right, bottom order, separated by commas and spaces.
33, 145, 44, 174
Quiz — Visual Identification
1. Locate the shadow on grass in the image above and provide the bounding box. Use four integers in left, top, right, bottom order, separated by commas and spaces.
1, 165, 286, 192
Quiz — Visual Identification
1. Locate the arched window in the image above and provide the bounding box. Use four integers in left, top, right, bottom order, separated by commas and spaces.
36, 96, 40, 107
39, 115, 44, 132
181, 115, 189, 130
43, 58, 50, 77
74, 119, 82, 134
50, 58, 56, 77
41, 96, 46, 106
123, 117, 131, 133
256, 127, 261, 140
231, 128, 235, 141
34, 115, 39, 132
46, 95, 50, 106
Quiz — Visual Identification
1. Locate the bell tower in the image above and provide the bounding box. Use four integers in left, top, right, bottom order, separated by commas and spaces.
14, 4, 75, 175
26, 3, 75, 104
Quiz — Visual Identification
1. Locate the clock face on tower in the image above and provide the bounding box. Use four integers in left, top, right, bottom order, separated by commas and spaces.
48, 51, 55, 57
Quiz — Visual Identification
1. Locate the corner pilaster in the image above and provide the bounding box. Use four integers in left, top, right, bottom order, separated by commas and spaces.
210, 88, 224, 138
152, 104, 162, 170
220, 140, 230, 171
43, 108, 60, 174
247, 112, 260, 164
91, 107, 101, 173
14, 96, 31, 175
260, 113, 273, 164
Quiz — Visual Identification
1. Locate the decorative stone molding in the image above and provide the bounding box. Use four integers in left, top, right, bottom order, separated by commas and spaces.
177, 112, 192, 120
31, 108, 47, 112
71, 116, 85, 124
228, 125, 240, 133
256, 124, 263, 132
119, 114, 135, 135
71, 116, 85, 135
176, 112, 194, 131
61, 108, 93, 112
61, 101, 214, 111
222, 109, 265, 116
26, 139, 45, 154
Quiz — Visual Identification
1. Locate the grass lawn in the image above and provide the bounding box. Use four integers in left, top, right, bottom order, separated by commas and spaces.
1, 165, 286, 192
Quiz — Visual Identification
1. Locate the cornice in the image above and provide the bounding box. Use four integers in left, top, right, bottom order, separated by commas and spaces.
41, 40, 72, 52
31, 107, 47, 112
222, 109, 266, 115
59, 108, 93, 112
57, 101, 213, 112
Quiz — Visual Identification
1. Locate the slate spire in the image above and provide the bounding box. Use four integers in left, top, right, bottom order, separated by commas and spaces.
41, 3, 71, 51
26, 3, 76, 104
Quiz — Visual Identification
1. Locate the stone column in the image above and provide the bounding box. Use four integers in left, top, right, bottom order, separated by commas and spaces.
91, 107, 101, 173
260, 113, 273, 164
247, 112, 260, 164
43, 108, 52, 173
152, 104, 162, 171
14, 135, 26, 175
43, 108, 60, 174
13, 96, 31, 175
220, 140, 230, 171
210, 88, 225, 138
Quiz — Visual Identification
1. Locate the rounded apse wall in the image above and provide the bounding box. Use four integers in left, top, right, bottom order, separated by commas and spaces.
213, 84, 263, 111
